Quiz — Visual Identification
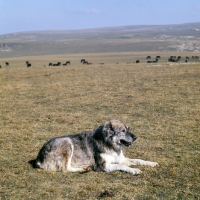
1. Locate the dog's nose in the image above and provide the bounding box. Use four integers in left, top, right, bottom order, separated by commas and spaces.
132, 135, 137, 141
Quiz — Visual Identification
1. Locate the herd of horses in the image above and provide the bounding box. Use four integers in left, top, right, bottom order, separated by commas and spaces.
0, 59, 92, 68
136, 55, 199, 64
0, 56, 199, 68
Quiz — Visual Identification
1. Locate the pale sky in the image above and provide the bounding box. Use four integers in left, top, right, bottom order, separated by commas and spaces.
0, 0, 200, 35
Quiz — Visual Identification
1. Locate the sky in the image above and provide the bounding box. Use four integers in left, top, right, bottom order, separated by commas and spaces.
0, 0, 200, 35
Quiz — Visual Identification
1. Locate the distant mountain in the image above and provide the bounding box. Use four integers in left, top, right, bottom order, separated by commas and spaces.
1, 22, 200, 40
0, 22, 200, 58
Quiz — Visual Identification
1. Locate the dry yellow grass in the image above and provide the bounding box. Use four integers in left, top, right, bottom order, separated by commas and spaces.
0, 53, 200, 199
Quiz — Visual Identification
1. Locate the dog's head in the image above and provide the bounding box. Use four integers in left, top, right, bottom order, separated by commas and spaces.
94, 120, 137, 151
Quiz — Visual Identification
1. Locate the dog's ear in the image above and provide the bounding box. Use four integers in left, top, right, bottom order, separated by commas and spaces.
93, 121, 114, 140
103, 121, 115, 137
104, 121, 111, 129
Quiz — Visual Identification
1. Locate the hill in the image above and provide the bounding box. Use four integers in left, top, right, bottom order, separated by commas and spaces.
0, 22, 200, 58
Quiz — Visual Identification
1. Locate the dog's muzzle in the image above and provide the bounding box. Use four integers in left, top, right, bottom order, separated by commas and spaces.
120, 140, 132, 147
120, 134, 137, 147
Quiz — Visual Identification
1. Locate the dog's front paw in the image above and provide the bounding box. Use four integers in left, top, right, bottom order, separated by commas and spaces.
131, 168, 142, 175
149, 162, 158, 167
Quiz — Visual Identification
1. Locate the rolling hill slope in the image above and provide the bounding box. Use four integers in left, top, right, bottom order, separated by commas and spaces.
0, 22, 200, 58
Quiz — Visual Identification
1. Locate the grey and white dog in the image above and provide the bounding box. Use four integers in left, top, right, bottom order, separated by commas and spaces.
30, 120, 158, 175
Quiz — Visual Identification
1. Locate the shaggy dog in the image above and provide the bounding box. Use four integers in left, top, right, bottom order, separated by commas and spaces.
29, 120, 158, 175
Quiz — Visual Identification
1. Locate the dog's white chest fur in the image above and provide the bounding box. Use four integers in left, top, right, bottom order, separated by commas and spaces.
100, 152, 125, 164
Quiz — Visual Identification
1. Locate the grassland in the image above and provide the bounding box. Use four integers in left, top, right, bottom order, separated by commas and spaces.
0, 52, 199, 199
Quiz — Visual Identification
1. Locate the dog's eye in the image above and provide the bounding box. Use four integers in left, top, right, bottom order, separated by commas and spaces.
122, 129, 126, 133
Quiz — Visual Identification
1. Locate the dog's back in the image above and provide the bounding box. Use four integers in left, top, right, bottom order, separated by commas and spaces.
31, 133, 95, 172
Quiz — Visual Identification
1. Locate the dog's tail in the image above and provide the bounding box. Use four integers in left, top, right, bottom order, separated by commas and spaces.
28, 159, 40, 168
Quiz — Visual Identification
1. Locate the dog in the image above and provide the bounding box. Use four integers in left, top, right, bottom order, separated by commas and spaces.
29, 119, 158, 175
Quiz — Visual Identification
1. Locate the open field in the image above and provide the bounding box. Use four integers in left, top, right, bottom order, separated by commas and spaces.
0, 52, 199, 199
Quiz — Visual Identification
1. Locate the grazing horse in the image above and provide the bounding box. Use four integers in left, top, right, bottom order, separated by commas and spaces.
147, 59, 158, 63
5, 62, 9, 66
146, 56, 151, 59
27, 63, 31, 67
63, 61, 71, 66
83, 61, 88, 65
52, 62, 61, 66
168, 56, 180, 62
83, 60, 92, 65
136, 60, 140, 63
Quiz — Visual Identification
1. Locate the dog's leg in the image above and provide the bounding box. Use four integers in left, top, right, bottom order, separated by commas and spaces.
65, 139, 92, 172
99, 153, 141, 175
67, 165, 92, 172
124, 158, 158, 167
104, 163, 142, 175
100, 153, 158, 168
